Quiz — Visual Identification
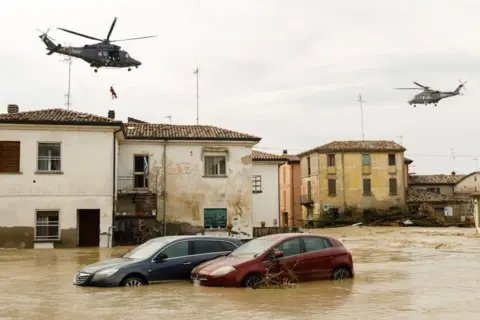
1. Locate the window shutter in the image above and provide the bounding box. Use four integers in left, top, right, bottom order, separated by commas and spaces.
0, 141, 20, 173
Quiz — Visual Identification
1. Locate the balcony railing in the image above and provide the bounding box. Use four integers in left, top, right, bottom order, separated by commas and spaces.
300, 194, 314, 205
117, 175, 152, 193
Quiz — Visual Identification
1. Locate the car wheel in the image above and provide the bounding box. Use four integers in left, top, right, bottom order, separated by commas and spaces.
243, 274, 264, 289
121, 276, 146, 287
331, 267, 351, 280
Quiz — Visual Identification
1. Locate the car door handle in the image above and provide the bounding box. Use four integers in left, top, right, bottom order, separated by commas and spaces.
184, 262, 191, 265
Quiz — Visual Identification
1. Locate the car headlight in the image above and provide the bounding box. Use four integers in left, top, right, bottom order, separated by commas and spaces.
92, 268, 119, 281
210, 266, 236, 277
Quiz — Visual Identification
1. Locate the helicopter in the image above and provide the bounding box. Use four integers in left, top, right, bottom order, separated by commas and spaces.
37, 17, 157, 72
395, 80, 467, 107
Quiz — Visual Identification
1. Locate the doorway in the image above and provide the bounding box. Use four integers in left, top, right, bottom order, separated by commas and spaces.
77, 209, 100, 247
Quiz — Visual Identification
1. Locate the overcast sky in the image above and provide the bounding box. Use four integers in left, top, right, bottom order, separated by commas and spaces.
1, 0, 480, 174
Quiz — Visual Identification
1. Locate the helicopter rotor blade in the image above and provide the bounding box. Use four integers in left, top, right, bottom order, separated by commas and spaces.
110, 35, 158, 42
106, 17, 117, 41
57, 28, 102, 42
413, 81, 429, 89
394, 88, 422, 90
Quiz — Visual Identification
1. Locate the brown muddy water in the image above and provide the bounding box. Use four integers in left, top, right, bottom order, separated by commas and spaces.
1, 227, 479, 320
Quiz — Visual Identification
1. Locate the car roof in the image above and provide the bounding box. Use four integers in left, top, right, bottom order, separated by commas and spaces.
258, 233, 337, 241
148, 235, 242, 243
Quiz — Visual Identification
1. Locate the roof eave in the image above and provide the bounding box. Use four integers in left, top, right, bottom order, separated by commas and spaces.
0, 119, 122, 127
125, 136, 261, 142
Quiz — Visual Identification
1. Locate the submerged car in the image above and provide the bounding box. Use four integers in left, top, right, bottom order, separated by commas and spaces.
190, 233, 354, 288
73, 235, 244, 287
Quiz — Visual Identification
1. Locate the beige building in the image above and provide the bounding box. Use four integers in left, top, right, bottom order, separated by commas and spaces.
279, 150, 301, 227
297, 140, 407, 221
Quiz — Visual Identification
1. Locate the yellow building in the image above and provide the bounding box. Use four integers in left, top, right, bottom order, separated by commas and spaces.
297, 140, 407, 221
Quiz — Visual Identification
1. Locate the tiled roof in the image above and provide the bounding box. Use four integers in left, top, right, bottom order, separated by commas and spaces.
283, 154, 300, 162
127, 117, 148, 123
406, 188, 471, 203
298, 140, 405, 156
124, 123, 261, 141
0, 108, 121, 125
408, 174, 466, 185
404, 157, 413, 164
252, 150, 288, 162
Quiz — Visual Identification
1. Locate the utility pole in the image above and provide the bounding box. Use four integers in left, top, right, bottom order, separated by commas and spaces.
474, 157, 479, 172
194, 68, 199, 125
451, 148, 456, 172
165, 115, 172, 125
357, 94, 365, 140
60, 45, 73, 110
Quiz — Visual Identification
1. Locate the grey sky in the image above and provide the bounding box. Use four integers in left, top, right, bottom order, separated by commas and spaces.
1, 0, 480, 175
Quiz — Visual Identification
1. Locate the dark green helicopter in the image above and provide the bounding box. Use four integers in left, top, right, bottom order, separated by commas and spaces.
38, 17, 157, 72
395, 80, 467, 107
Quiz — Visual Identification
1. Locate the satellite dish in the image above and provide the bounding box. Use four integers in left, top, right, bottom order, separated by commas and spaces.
323, 204, 330, 211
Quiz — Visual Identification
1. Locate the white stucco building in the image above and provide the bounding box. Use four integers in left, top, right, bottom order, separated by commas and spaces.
251, 151, 287, 227
0, 105, 122, 249
0, 105, 263, 248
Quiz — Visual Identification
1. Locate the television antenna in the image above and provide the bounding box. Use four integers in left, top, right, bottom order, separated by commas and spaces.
165, 115, 172, 125
357, 94, 365, 140
59, 44, 74, 109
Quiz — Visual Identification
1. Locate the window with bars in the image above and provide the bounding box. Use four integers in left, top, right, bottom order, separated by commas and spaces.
204, 155, 226, 176
252, 175, 262, 193
37, 142, 61, 172
35, 210, 60, 241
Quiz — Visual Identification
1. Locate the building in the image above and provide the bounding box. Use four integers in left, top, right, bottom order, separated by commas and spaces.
250, 150, 287, 228
0, 105, 262, 248
279, 150, 301, 227
0, 105, 122, 248
407, 172, 474, 222
296, 140, 407, 221
115, 120, 261, 244
468, 193, 480, 233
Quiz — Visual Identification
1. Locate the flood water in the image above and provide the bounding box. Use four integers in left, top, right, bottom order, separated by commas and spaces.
1, 227, 479, 320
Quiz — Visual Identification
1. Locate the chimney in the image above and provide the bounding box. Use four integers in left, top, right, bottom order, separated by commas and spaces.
451, 171, 456, 175
283, 149, 288, 154
7, 104, 18, 114
108, 110, 115, 119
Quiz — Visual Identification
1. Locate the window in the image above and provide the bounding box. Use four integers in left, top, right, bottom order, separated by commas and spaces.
389, 178, 398, 195
327, 154, 335, 166
37, 143, 61, 172
388, 154, 396, 166
363, 178, 371, 196
252, 175, 262, 193
362, 154, 370, 166
0, 141, 20, 173
35, 210, 59, 240
193, 240, 225, 254
307, 181, 312, 197
161, 241, 189, 259
328, 179, 336, 196
426, 187, 440, 194
274, 238, 302, 257
203, 208, 227, 228
307, 156, 311, 175
303, 237, 333, 252
204, 155, 226, 176
134, 155, 149, 188
219, 241, 238, 252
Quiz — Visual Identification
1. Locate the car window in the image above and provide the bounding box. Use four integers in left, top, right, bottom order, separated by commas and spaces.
275, 238, 302, 257
303, 237, 333, 252
193, 240, 224, 254
218, 241, 238, 251
161, 241, 189, 259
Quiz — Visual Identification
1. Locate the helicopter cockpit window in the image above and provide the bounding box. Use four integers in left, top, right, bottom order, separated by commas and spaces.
126, 53, 129, 58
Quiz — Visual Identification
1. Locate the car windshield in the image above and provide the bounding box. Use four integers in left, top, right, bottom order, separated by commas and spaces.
229, 238, 276, 258
122, 239, 170, 260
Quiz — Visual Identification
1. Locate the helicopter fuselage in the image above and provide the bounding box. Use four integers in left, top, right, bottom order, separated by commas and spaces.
40, 34, 141, 71
408, 91, 457, 106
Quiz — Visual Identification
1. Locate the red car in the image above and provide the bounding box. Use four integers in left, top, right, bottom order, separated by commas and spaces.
190, 233, 354, 288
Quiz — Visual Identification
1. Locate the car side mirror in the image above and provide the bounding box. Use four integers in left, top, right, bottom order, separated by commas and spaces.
153, 253, 167, 262
274, 250, 284, 259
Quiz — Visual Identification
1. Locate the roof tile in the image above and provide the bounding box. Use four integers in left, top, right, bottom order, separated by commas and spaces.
298, 140, 405, 156
0, 108, 120, 124
408, 174, 466, 185
406, 188, 470, 203
252, 150, 288, 161
125, 123, 261, 141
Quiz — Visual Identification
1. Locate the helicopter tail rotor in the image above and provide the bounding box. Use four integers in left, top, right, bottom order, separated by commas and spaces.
457, 79, 467, 95
36, 28, 56, 41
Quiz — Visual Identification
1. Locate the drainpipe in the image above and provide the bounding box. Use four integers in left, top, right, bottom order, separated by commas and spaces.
111, 128, 122, 247
290, 162, 294, 227
162, 140, 167, 236
341, 152, 346, 210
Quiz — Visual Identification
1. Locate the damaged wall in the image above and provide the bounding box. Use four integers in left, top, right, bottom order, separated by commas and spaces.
118, 140, 254, 237
0, 125, 116, 248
